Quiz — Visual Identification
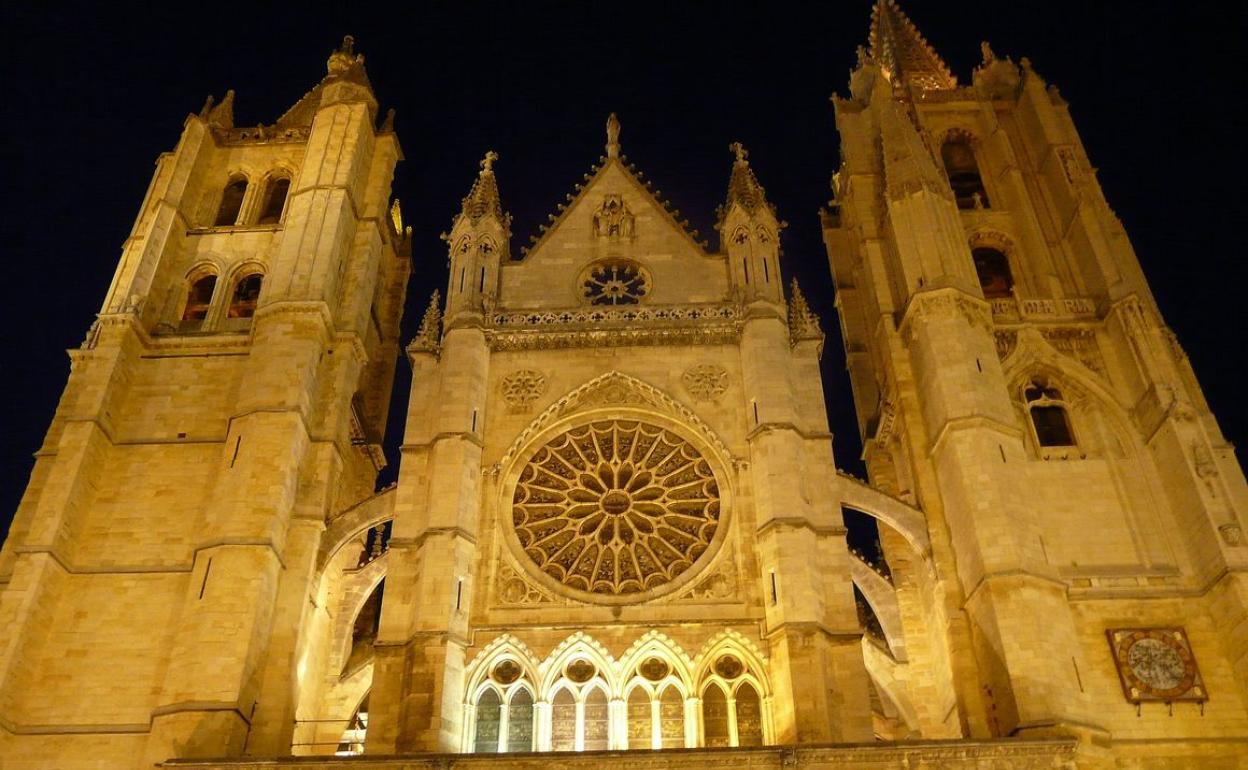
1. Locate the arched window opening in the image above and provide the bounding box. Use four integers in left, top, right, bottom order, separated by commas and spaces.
334, 693, 369, 756
215, 178, 248, 226
181, 274, 217, 326
972, 247, 1013, 299
473, 689, 501, 753
702, 684, 730, 748
941, 138, 989, 210
344, 579, 383, 675
228, 273, 263, 319
1025, 381, 1075, 447
583, 688, 609, 751
735, 683, 764, 747
551, 689, 576, 751
507, 689, 534, 752
658, 686, 684, 748
257, 177, 291, 224
626, 687, 651, 749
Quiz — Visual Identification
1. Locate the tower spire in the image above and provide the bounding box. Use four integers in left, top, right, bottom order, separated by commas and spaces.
460, 150, 505, 224
868, 0, 956, 91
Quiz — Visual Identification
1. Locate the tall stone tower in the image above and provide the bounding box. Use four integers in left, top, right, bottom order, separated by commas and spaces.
365, 117, 875, 755
0, 38, 409, 768
823, 1, 1248, 764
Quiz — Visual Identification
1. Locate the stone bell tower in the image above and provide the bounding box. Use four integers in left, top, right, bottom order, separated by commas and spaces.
823, 0, 1248, 763
0, 37, 409, 769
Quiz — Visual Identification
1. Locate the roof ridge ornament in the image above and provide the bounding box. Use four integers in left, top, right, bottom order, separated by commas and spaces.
606, 113, 621, 158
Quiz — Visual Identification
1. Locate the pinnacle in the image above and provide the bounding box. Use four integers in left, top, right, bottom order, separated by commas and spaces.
868, 0, 956, 91
460, 151, 506, 224
724, 142, 772, 217
606, 113, 621, 159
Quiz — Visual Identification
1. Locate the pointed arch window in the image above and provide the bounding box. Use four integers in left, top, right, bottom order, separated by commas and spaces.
658, 685, 685, 748
472, 689, 502, 753
228, 273, 263, 319
506, 689, 534, 752
257, 176, 291, 224
1025, 381, 1075, 447
215, 177, 248, 226
702, 684, 730, 747
181, 273, 217, 328
734, 682, 763, 746
582, 687, 609, 751
972, 247, 1014, 299
941, 137, 989, 210
550, 688, 577, 751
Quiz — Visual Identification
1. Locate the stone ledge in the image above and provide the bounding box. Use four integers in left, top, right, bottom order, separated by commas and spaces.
162, 737, 1078, 769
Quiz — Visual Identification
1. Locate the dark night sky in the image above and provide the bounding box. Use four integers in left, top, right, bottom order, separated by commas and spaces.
1, 2, 1244, 543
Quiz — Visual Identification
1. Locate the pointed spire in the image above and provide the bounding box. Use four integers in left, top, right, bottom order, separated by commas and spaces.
724, 142, 772, 216
789, 279, 824, 344
460, 151, 506, 224
606, 113, 621, 158
407, 291, 442, 356
868, 0, 956, 91
276, 36, 372, 126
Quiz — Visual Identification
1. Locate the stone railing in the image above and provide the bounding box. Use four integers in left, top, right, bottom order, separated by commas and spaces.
212, 125, 311, 144
162, 737, 1079, 769
486, 302, 742, 351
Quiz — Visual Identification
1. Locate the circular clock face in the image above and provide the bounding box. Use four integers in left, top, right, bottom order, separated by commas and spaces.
1126, 638, 1186, 691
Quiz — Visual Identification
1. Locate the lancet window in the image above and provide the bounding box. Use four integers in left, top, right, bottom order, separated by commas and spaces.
257, 175, 291, 224
971, 247, 1013, 299
1025, 380, 1075, 447
228, 272, 263, 319
941, 136, 989, 210
214, 177, 248, 226
180, 273, 217, 329
469, 659, 539, 754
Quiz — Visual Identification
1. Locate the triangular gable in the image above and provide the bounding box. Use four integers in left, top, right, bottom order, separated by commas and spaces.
521, 156, 711, 260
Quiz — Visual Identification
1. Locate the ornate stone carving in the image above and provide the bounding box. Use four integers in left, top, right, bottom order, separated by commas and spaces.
1041, 327, 1104, 374
684, 555, 738, 601
592, 194, 635, 240
580, 259, 649, 305
511, 420, 721, 597
682, 364, 729, 402
495, 561, 558, 606
994, 330, 1018, 360
501, 369, 548, 411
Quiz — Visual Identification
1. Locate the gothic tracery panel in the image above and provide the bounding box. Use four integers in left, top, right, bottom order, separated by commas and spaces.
512, 420, 721, 596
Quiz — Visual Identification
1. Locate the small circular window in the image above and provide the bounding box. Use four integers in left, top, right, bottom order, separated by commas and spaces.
580, 259, 649, 305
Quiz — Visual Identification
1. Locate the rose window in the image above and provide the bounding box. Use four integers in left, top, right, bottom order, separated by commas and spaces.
580, 259, 649, 305
512, 420, 720, 596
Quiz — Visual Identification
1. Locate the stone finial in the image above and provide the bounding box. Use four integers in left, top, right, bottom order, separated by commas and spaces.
380, 108, 396, 132
789, 279, 824, 344
730, 141, 749, 165
980, 40, 996, 65
206, 89, 235, 128
460, 151, 506, 224
327, 34, 364, 76
723, 142, 772, 218
407, 290, 443, 356
606, 113, 621, 158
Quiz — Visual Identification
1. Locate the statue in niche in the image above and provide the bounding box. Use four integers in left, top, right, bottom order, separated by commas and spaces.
592, 194, 635, 240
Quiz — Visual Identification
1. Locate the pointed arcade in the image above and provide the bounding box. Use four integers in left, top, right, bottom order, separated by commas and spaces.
868, 0, 956, 91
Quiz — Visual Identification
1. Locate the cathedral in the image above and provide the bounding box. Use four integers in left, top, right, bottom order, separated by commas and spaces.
1, 2, 1245, 769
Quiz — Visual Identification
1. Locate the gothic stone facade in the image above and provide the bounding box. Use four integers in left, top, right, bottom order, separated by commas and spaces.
2, 4, 1247, 770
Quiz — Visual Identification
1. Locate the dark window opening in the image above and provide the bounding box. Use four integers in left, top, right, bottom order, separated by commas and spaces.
256, 177, 290, 224
181, 275, 217, 322
972, 247, 1014, 299
214, 178, 248, 226
942, 139, 989, 210
228, 274, 263, 318
1030, 405, 1074, 447
343, 579, 384, 675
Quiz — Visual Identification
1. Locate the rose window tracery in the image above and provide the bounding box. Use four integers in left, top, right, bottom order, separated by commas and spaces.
580, 259, 649, 305
512, 420, 720, 596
